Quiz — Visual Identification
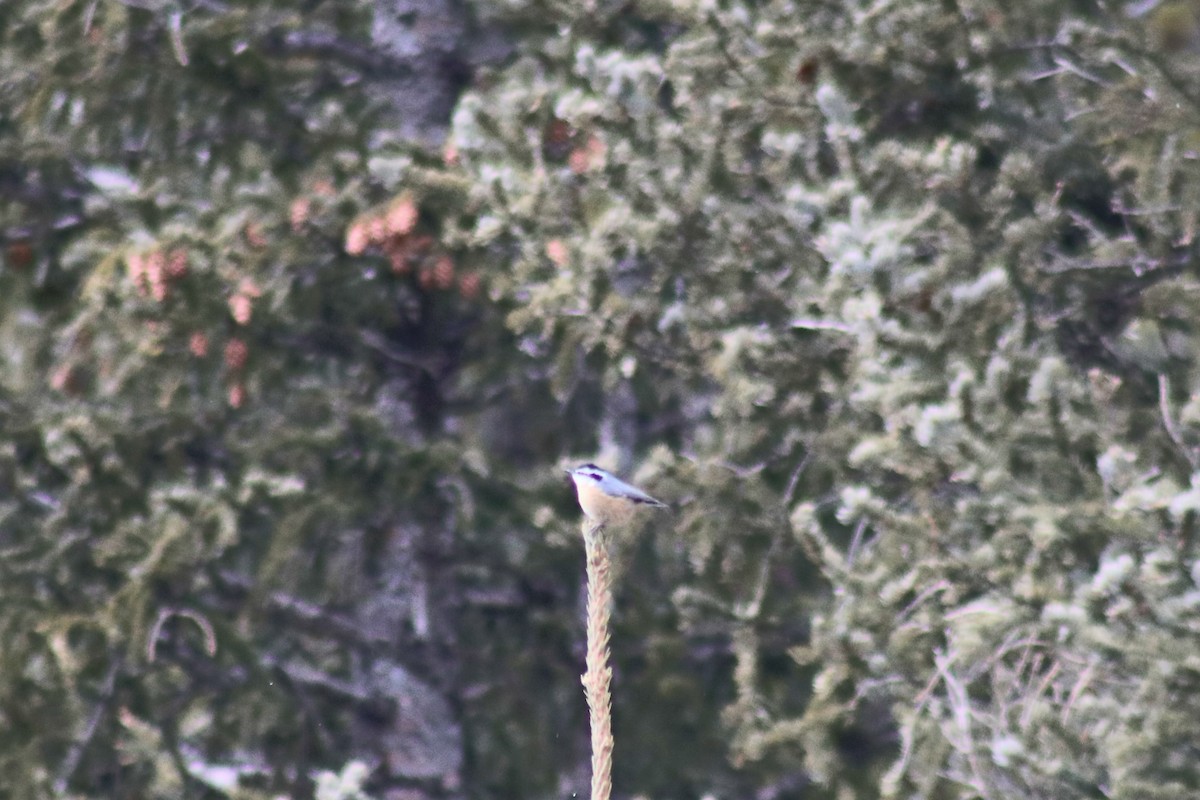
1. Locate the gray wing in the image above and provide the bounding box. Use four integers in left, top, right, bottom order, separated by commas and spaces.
610, 476, 667, 507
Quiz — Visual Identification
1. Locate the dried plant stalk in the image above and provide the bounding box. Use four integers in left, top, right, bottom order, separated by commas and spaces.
581, 521, 613, 800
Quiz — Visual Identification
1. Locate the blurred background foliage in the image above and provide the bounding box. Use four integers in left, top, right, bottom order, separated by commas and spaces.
4, 0, 1200, 798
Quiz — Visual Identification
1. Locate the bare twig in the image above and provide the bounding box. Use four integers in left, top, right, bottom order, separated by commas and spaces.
846, 516, 869, 567
55, 657, 121, 795
1158, 374, 1197, 468
1061, 658, 1097, 725
1019, 659, 1062, 730
783, 451, 812, 506
83, 0, 100, 34
895, 580, 951, 626
147, 607, 216, 663
934, 651, 993, 800
168, 11, 189, 66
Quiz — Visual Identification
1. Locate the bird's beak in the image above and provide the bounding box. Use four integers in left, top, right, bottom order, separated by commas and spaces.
563, 468, 573, 476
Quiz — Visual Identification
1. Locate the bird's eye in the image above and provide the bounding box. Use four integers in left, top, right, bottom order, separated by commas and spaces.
583, 472, 602, 481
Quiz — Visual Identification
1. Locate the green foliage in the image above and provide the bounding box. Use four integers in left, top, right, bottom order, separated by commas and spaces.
6, 0, 1200, 797
1, 1, 534, 797
449, 0, 1200, 797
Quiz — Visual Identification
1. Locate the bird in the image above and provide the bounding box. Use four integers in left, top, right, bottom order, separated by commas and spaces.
565, 463, 668, 529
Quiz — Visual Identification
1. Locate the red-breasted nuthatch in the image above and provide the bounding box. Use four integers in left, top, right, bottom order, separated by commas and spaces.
566, 463, 668, 528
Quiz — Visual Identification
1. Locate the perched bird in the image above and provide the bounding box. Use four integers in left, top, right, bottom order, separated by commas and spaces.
565, 463, 668, 529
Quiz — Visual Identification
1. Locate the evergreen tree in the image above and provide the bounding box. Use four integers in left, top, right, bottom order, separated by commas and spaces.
5, 0, 1200, 798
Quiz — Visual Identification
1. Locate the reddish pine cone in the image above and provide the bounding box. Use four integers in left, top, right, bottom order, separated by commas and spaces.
166, 248, 189, 280
224, 338, 248, 371
458, 272, 481, 300
189, 332, 209, 358
433, 256, 455, 290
